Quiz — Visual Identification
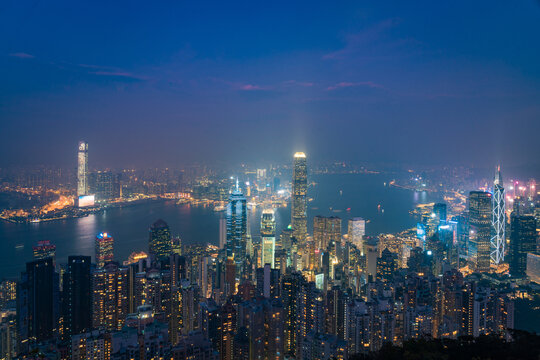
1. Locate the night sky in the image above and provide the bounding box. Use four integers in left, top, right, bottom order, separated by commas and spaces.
1, 1, 539, 169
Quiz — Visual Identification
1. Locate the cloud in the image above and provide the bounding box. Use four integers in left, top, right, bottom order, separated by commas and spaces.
88, 71, 149, 81
9, 52, 35, 59
283, 80, 314, 87
326, 81, 384, 91
323, 19, 399, 60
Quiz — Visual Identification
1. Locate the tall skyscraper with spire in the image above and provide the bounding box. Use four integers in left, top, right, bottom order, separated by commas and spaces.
77, 141, 89, 197
291, 152, 307, 242
491, 166, 506, 265
226, 179, 247, 274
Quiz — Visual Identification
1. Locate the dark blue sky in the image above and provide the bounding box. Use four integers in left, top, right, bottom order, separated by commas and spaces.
1, 1, 539, 169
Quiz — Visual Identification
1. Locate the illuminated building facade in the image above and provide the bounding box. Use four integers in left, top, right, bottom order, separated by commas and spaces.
292, 152, 307, 242
226, 180, 247, 274
509, 214, 536, 277
468, 191, 492, 272
92, 262, 128, 331
491, 166, 506, 264
77, 141, 89, 197
32, 240, 56, 263
314, 216, 342, 251
95, 232, 114, 268
261, 209, 276, 268
347, 218, 365, 253
149, 219, 172, 261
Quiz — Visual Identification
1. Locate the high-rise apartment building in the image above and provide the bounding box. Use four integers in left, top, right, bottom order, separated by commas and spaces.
95, 232, 114, 268
468, 191, 492, 272
92, 262, 129, 331
291, 152, 307, 242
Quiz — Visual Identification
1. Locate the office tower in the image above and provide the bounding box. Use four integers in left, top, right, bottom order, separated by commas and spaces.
89, 170, 120, 201
261, 209, 276, 268
32, 240, 56, 263
62, 256, 92, 340
527, 253, 540, 284
491, 166, 506, 264
171, 236, 182, 255
468, 191, 492, 272
348, 218, 366, 253
92, 262, 129, 331
433, 203, 447, 223
365, 241, 378, 281
77, 141, 89, 197
95, 232, 114, 268
17, 258, 59, 346
376, 249, 398, 283
226, 180, 247, 274
149, 219, 172, 261
509, 214, 537, 277
291, 152, 307, 242
313, 216, 342, 251
219, 217, 227, 249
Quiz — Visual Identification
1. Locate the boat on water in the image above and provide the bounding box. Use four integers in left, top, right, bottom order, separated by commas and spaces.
213, 205, 226, 212
15, 244, 24, 250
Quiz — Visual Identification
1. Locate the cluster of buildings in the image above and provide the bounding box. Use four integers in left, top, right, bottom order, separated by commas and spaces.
0, 153, 538, 360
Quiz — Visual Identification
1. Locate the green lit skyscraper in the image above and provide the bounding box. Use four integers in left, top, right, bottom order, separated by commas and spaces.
291, 152, 307, 242
149, 219, 172, 261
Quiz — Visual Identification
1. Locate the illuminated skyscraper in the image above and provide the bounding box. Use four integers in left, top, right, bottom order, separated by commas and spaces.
92, 262, 128, 331
313, 216, 341, 251
491, 166, 506, 264
261, 209, 276, 268
468, 191, 492, 272
509, 214, 536, 277
95, 232, 114, 268
77, 141, 89, 197
226, 180, 247, 273
149, 219, 172, 261
291, 152, 307, 242
347, 217, 365, 252
33, 240, 56, 263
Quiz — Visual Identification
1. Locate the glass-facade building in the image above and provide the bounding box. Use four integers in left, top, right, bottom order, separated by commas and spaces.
291, 152, 307, 242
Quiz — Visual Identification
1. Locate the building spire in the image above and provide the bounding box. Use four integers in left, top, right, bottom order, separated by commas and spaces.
494, 165, 503, 187
236, 177, 239, 192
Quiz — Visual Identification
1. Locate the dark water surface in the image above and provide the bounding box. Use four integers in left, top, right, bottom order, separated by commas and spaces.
0, 174, 439, 278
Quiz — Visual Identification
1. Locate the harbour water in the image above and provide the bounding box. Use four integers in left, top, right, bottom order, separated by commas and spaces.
0, 173, 440, 278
